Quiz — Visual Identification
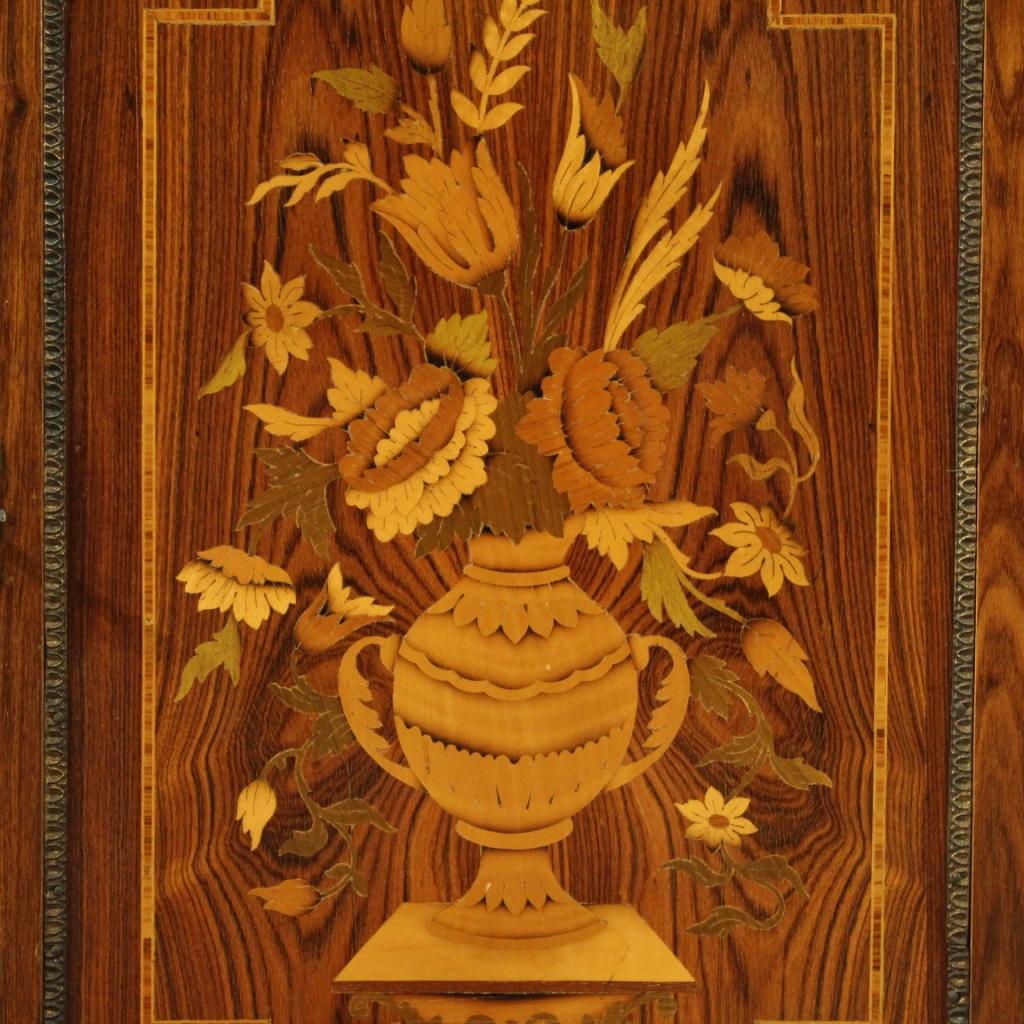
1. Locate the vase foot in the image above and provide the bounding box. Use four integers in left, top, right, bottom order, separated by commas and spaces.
432, 846, 603, 942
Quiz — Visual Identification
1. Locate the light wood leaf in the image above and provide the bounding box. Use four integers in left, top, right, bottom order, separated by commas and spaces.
177, 618, 241, 701
469, 50, 490, 92
488, 64, 531, 94
578, 502, 716, 570
483, 16, 503, 57
327, 359, 387, 425
497, 32, 536, 60
450, 88, 482, 128
787, 358, 821, 470
244, 404, 338, 442
385, 117, 438, 148
312, 65, 399, 114
508, 8, 546, 30
641, 539, 714, 637
742, 618, 821, 712
199, 332, 249, 397
481, 102, 525, 131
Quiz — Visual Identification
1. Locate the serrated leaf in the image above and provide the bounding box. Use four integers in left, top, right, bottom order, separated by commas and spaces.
664, 857, 731, 888
308, 708, 356, 761
633, 318, 718, 391
325, 862, 369, 898
320, 798, 397, 833
327, 359, 387, 426
199, 332, 249, 398
481, 101, 525, 132
425, 311, 497, 376
385, 116, 438, 148
415, 391, 569, 554
769, 754, 833, 791
578, 501, 715, 570
279, 818, 329, 859
244, 404, 337, 442
687, 904, 764, 937
590, 0, 647, 102
641, 538, 714, 637
176, 618, 241, 701
450, 88, 482, 129
689, 655, 739, 719
269, 675, 336, 716
313, 66, 399, 114
377, 232, 416, 320
734, 854, 809, 898
742, 618, 821, 712
236, 448, 339, 561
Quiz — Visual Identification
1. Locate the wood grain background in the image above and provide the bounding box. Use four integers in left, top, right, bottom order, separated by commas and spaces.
62, 1, 961, 1023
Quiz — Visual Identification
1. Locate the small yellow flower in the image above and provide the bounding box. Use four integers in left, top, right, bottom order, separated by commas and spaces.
243, 261, 321, 374
177, 546, 297, 629
400, 0, 452, 74
710, 503, 810, 597
676, 786, 758, 849
552, 75, 633, 229
236, 779, 277, 851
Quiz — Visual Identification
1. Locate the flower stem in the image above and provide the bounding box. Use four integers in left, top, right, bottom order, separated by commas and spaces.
427, 77, 444, 156
705, 301, 744, 325
769, 425, 801, 515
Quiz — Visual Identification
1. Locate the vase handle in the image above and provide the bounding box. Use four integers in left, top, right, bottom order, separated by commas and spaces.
604, 635, 691, 792
338, 634, 422, 791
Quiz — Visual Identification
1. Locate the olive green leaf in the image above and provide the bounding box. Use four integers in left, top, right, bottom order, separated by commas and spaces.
640, 538, 714, 638
176, 617, 241, 701
307, 707, 356, 761
696, 725, 770, 768
236, 448, 339, 561
377, 231, 417, 321
425, 311, 498, 377
319, 798, 397, 834
664, 856, 731, 888
313, 66, 400, 114
769, 753, 833, 790
279, 818, 330, 859
633, 317, 719, 391
590, 0, 648, 108
687, 904, 767, 937
689, 655, 738, 719
734, 854, 809, 898
199, 331, 249, 398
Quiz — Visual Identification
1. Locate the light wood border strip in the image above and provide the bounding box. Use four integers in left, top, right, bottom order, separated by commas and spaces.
141, 6, 276, 1024
759, 4, 896, 1024
139, 3, 895, 1024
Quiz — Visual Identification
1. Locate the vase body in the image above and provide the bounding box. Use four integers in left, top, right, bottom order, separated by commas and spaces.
392, 531, 638, 845
339, 529, 690, 942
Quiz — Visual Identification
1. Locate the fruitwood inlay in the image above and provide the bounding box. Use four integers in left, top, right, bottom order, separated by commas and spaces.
125, 2, 954, 1024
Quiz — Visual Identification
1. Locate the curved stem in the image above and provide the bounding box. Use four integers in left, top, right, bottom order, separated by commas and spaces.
768, 425, 801, 514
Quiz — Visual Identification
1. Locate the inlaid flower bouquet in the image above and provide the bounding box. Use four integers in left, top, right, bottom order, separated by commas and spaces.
178, 0, 832, 940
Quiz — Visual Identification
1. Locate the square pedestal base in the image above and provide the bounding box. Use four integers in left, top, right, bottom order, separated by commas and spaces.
335, 902, 694, 1021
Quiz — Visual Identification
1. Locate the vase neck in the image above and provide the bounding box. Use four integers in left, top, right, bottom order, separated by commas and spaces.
466, 531, 573, 585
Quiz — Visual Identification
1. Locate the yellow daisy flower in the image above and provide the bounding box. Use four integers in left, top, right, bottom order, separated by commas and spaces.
243, 261, 321, 374
676, 786, 758, 849
710, 502, 810, 597
177, 545, 296, 629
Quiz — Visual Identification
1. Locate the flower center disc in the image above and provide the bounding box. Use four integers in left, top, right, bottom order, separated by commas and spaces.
265, 304, 286, 332
708, 814, 731, 828
755, 526, 783, 554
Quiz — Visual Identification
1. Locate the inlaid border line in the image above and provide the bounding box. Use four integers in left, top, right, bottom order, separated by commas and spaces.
761, 6, 896, 1024
948, 0, 984, 1021
41, 0, 69, 1021
141, 7, 277, 1024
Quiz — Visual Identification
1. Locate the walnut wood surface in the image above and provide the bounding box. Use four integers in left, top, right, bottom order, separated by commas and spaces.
972, 1, 1024, 1021
0, 0, 43, 1021
63, 2, 958, 1023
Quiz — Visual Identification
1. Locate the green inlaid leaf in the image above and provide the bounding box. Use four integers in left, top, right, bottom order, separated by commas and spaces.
313, 66, 400, 114
176, 618, 241, 701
